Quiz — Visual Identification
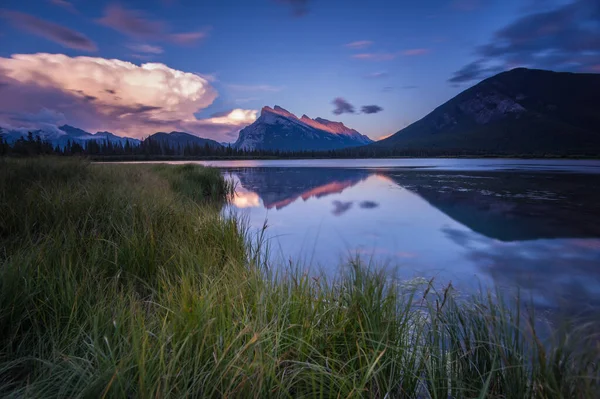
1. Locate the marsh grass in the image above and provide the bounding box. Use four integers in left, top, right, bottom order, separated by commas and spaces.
0, 158, 598, 398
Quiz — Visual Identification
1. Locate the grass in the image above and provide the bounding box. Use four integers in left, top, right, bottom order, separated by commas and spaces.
0, 157, 598, 398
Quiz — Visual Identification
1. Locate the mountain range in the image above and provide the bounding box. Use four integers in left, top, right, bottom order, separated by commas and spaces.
2, 68, 599, 156
0, 124, 141, 148
370, 68, 600, 155
233, 106, 373, 151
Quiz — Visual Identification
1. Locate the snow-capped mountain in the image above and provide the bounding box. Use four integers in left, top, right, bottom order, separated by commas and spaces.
233, 106, 373, 151
0, 125, 141, 148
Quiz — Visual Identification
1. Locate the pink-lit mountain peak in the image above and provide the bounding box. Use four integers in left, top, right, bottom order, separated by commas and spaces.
261, 105, 298, 121
262, 105, 358, 136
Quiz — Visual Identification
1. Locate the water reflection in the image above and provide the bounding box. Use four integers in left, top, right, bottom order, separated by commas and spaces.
233, 167, 369, 210
224, 167, 600, 314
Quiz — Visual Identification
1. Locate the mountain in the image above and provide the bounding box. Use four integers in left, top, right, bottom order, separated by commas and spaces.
383, 170, 600, 242
234, 105, 373, 151
58, 125, 141, 147
0, 124, 140, 147
232, 167, 369, 210
370, 68, 600, 156
145, 131, 223, 148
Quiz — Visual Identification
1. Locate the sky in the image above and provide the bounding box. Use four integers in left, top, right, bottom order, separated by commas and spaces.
0, 0, 598, 141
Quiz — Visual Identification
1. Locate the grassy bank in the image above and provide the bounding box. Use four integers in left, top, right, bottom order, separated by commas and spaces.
0, 158, 598, 398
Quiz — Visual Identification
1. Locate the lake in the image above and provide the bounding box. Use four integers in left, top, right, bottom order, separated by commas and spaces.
150, 159, 600, 317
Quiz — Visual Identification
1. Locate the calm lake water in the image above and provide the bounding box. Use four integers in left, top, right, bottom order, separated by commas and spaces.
151, 159, 600, 316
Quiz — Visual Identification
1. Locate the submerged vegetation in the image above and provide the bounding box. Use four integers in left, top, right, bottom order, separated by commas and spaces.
0, 158, 598, 398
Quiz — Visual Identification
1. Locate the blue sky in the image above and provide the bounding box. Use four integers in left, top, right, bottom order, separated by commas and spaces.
0, 0, 598, 140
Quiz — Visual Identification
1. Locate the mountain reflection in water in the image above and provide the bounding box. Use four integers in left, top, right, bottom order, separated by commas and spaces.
224, 167, 600, 315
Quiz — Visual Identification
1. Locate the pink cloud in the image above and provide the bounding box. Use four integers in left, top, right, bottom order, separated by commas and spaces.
352, 52, 398, 61
169, 30, 209, 45
128, 44, 163, 54
1, 10, 96, 51
97, 4, 208, 46
49, 0, 78, 14
352, 49, 430, 61
97, 4, 163, 37
365, 71, 388, 78
0, 53, 257, 140
345, 40, 373, 49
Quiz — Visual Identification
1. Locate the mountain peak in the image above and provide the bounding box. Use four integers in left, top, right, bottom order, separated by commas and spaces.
261, 105, 297, 120
372, 68, 600, 155
235, 104, 373, 150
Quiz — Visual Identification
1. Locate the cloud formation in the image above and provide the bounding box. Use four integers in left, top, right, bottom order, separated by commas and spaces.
49, 0, 78, 14
449, 0, 600, 83
345, 40, 373, 49
332, 200, 353, 216
0, 53, 257, 140
449, 61, 503, 84
352, 52, 397, 61
401, 48, 429, 56
365, 71, 388, 79
97, 4, 208, 45
275, 0, 310, 17
1, 10, 97, 51
361, 105, 384, 114
128, 44, 164, 54
352, 49, 430, 61
359, 200, 379, 209
332, 98, 355, 115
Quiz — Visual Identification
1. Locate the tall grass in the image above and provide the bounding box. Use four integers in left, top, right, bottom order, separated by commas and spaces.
0, 158, 598, 398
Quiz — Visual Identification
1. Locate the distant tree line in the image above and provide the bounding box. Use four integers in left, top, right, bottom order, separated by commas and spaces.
0, 132, 594, 159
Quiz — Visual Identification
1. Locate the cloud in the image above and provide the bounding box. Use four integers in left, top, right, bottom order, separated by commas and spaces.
345, 40, 373, 49
49, 0, 78, 14
382, 86, 394, 92
227, 84, 284, 92
97, 4, 208, 45
275, 0, 310, 17
352, 49, 429, 61
0, 53, 257, 140
449, 0, 600, 83
332, 200, 353, 216
98, 4, 162, 37
1, 10, 97, 51
365, 71, 388, 79
361, 105, 384, 114
128, 44, 164, 54
12, 108, 66, 124
332, 98, 355, 115
401, 85, 418, 89
170, 31, 209, 45
359, 200, 379, 209
401, 48, 429, 56
449, 60, 504, 84
208, 109, 257, 125
352, 52, 397, 61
